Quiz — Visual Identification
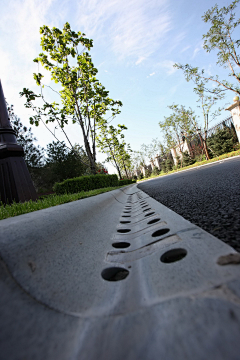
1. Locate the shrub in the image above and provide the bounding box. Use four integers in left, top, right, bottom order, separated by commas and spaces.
119, 179, 137, 186
166, 158, 173, 172
161, 161, 167, 173
175, 155, 181, 168
182, 151, 196, 167
152, 166, 160, 176
207, 125, 238, 156
53, 174, 118, 194
138, 173, 144, 180
97, 167, 108, 175
145, 168, 151, 178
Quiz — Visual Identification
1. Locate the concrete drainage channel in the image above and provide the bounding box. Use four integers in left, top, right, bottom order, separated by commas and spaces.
103, 192, 188, 281
0, 184, 240, 359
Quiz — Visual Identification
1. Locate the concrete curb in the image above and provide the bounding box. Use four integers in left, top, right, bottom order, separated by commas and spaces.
0, 184, 240, 359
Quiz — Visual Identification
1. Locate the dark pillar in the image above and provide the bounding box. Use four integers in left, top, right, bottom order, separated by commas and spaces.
0, 80, 37, 204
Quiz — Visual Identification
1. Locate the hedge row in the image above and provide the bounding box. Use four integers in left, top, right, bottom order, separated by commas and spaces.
53, 174, 119, 195
119, 179, 136, 186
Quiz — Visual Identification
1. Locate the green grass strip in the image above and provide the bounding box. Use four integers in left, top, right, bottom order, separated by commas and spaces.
138, 149, 240, 182
0, 186, 127, 221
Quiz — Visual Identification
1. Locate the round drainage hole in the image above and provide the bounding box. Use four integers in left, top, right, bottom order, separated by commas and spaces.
143, 208, 151, 212
112, 242, 130, 248
152, 228, 170, 237
145, 212, 155, 217
101, 267, 129, 281
117, 228, 131, 233
160, 248, 187, 263
147, 218, 160, 225
120, 220, 131, 224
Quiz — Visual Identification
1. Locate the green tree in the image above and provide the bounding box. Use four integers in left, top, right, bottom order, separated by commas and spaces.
152, 166, 160, 176
161, 160, 167, 173
159, 105, 197, 166
117, 142, 133, 179
166, 157, 174, 172
174, 0, 240, 95
192, 84, 224, 160
7, 103, 45, 168
45, 141, 89, 184
207, 123, 239, 156
130, 151, 145, 176
96, 124, 129, 179
140, 138, 166, 164
20, 22, 122, 174
175, 39, 226, 160
182, 151, 196, 167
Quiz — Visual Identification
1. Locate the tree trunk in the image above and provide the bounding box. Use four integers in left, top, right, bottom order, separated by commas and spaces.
84, 137, 96, 174
108, 143, 122, 179
203, 131, 210, 160
73, 92, 96, 174
203, 140, 210, 160
198, 130, 210, 161
123, 163, 129, 179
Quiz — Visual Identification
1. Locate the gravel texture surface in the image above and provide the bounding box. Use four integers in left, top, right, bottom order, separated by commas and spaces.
137, 157, 240, 252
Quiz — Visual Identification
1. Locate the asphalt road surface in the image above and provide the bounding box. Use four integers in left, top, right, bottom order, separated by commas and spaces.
137, 156, 240, 252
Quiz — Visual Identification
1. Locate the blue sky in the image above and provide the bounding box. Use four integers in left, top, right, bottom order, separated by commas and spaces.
0, 0, 239, 172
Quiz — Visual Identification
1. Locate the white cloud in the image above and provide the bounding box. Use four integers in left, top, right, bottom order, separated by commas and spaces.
158, 95, 167, 107
169, 85, 178, 95
205, 64, 213, 76
180, 45, 191, 53
135, 56, 146, 65
158, 60, 177, 75
0, 0, 58, 97
192, 47, 201, 59
75, 0, 172, 62
149, 72, 155, 76
96, 61, 106, 69
167, 31, 186, 54
0, 0, 56, 61
0, 0, 61, 144
192, 42, 204, 59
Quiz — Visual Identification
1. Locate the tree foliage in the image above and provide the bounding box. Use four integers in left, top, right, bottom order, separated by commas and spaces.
182, 151, 196, 167
8, 103, 45, 168
174, 0, 240, 95
159, 105, 198, 151
140, 138, 166, 162
96, 124, 131, 178
20, 22, 122, 174
46, 141, 89, 184
152, 166, 160, 176
207, 122, 239, 156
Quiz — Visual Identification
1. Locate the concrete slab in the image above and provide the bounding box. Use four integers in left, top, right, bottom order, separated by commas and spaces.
0, 184, 240, 359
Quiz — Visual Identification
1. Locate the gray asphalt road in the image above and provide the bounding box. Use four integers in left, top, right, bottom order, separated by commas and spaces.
137, 157, 240, 252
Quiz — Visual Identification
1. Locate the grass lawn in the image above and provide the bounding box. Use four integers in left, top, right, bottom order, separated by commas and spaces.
0, 186, 128, 220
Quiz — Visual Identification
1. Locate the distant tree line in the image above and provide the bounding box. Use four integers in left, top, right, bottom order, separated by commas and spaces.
135, 0, 240, 179
8, 103, 109, 194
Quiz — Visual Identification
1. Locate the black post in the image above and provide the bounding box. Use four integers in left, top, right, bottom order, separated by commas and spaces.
0, 79, 37, 204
